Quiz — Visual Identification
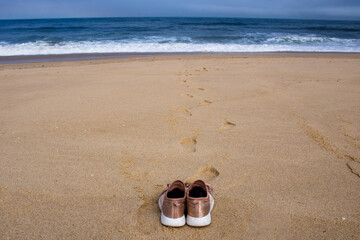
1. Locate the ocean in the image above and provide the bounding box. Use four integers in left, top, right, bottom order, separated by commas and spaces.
0, 17, 359, 56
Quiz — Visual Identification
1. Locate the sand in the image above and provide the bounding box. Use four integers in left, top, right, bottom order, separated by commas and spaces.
0, 53, 359, 239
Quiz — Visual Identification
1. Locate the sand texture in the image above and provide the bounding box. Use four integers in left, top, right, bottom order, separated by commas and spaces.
0, 54, 360, 239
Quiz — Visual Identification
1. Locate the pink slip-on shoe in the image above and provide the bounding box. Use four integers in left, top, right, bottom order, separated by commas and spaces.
158, 180, 186, 227
186, 180, 214, 227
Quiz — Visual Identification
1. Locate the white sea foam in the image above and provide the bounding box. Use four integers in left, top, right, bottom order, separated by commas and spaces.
0, 39, 359, 56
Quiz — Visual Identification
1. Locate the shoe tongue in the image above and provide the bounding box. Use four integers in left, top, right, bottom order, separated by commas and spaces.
192, 180, 206, 189
168, 180, 184, 192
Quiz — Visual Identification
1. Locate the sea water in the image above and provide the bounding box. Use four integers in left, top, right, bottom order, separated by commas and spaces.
0, 17, 359, 56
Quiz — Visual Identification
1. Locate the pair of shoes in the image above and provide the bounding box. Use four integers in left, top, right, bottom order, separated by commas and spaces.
158, 179, 214, 227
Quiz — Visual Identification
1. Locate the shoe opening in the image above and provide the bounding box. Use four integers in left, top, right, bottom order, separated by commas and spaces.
167, 188, 185, 199
189, 186, 207, 198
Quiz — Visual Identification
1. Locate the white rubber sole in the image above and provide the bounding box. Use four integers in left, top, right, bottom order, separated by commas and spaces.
161, 213, 186, 227
158, 198, 186, 227
186, 195, 214, 227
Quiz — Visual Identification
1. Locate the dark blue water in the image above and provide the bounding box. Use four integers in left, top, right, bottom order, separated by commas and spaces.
0, 17, 359, 56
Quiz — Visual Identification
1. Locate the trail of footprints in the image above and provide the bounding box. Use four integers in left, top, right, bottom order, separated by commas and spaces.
180, 136, 197, 152
133, 63, 239, 235
174, 65, 236, 153
128, 65, 235, 234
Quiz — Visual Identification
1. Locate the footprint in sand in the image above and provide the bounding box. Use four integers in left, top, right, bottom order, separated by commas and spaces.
346, 157, 360, 178
220, 120, 236, 131
177, 107, 192, 117
186, 166, 220, 183
201, 99, 212, 106
181, 93, 194, 98
180, 137, 197, 152
135, 195, 160, 234
197, 87, 205, 91
194, 68, 208, 72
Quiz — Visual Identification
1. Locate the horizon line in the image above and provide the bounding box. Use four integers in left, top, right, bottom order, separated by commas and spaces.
0, 16, 359, 22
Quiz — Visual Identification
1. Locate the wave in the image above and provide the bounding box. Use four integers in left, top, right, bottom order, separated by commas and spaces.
0, 40, 359, 56
265, 36, 355, 44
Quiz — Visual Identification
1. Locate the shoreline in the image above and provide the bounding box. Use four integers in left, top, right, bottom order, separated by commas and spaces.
1, 51, 360, 64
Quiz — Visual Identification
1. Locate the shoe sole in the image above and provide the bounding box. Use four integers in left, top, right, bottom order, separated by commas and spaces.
186, 194, 214, 227
161, 213, 186, 227
158, 198, 186, 227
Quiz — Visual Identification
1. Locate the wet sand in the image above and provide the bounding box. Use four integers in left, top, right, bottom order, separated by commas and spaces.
0, 53, 359, 239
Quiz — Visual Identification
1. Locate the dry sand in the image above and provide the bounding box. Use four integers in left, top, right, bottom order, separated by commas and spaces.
0, 54, 359, 239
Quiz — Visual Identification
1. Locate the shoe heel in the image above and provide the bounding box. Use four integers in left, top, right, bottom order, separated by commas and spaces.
186, 194, 214, 227
161, 213, 185, 227
186, 213, 211, 227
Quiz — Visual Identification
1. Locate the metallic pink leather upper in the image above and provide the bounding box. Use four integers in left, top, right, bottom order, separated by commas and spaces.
186, 180, 213, 218
159, 180, 186, 219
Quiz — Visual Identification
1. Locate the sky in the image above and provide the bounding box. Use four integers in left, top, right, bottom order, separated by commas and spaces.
0, 0, 359, 20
